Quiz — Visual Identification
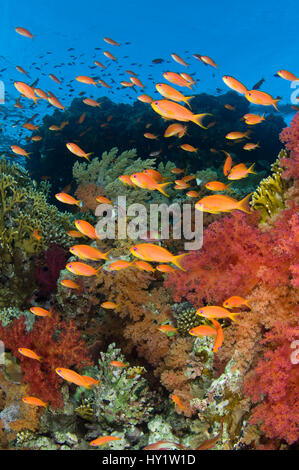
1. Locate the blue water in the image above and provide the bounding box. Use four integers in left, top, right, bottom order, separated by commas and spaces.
0, 0, 298, 146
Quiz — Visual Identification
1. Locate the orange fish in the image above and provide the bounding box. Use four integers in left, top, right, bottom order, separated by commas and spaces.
223, 151, 233, 176
227, 163, 256, 180
171, 167, 185, 174
180, 72, 195, 86
171, 394, 186, 412
223, 296, 251, 309
60, 279, 81, 290
23, 123, 39, 131
103, 37, 120, 46
243, 113, 265, 125
137, 94, 153, 103
96, 196, 112, 204
205, 181, 231, 191
164, 123, 188, 138
30, 306, 52, 317
245, 90, 280, 110
83, 98, 101, 107
31, 136, 43, 141
103, 51, 117, 61
101, 302, 119, 309
277, 70, 298, 81
224, 104, 235, 111
55, 368, 92, 388
110, 361, 127, 367
134, 260, 155, 272
196, 306, 241, 322
75, 220, 98, 239
34, 88, 48, 100
181, 174, 196, 182
106, 260, 134, 271
163, 72, 192, 88
18, 348, 41, 361
11, 145, 31, 158
15, 27, 33, 39
66, 262, 101, 277
22, 397, 47, 407
76, 75, 97, 86
66, 143, 93, 162
193, 54, 217, 67
171, 53, 189, 67
130, 172, 171, 197
143, 169, 164, 182
14, 82, 38, 103
144, 132, 158, 139
98, 79, 111, 88
118, 175, 135, 186
186, 190, 200, 198
55, 193, 82, 207
120, 81, 135, 87
67, 230, 86, 238
222, 75, 247, 94
195, 193, 252, 214
156, 264, 177, 273
210, 319, 224, 353
243, 142, 260, 151
188, 325, 217, 337
33, 229, 42, 241
130, 76, 144, 88
90, 436, 121, 446
16, 66, 28, 75
156, 83, 194, 108
69, 245, 111, 261
180, 144, 198, 152
48, 95, 65, 110
49, 73, 61, 84
130, 243, 188, 270
157, 325, 178, 333
225, 131, 250, 140
94, 60, 106, 68
151, 100, 211, 128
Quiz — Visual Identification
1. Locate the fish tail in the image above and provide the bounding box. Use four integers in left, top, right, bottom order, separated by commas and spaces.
77, 200, 83, 208
192, 113, 212, 129
273, 99, 280, 111
184, 96, 195, 109
85, 152, 94, 162
237, 193, 253, 214
96, 265, 103, 277
248, 163, 256, 174
228, 312, 242, 323
171, 253, 189, 271
157, 182, 171, 197
102, 249, 112, 260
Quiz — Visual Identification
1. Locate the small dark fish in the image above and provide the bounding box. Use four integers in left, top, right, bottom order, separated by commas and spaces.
252, 78, 265, 90
152, 58, 164, 64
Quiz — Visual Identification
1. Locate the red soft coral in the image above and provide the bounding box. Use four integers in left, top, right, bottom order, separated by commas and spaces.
280, 111, 299, 179
0, 312, 93, 408
244, 323, 299, 445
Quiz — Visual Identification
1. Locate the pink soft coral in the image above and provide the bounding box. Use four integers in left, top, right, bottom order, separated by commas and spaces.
244, 323, 299, 444
280, 111, 299, 179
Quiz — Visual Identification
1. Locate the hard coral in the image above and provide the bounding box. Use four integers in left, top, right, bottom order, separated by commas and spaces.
0, 312, 93, 408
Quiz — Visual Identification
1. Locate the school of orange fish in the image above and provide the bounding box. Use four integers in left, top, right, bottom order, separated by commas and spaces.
10, 26, 298, 447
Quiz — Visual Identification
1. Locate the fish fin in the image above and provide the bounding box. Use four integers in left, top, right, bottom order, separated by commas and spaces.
273, 99, 280, 111
157, 182, 171, 197
102, 249, 112, 260
184, 96, 195, 109
77, 200, 83, 208
248, 163, 256, 174
171, 253, 189, 271
228, 312, 242, 323
237, 193, 253, 214
192, 113, 213, 129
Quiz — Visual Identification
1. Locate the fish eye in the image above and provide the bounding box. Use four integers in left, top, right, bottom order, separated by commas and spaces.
133, 247, 137, 251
